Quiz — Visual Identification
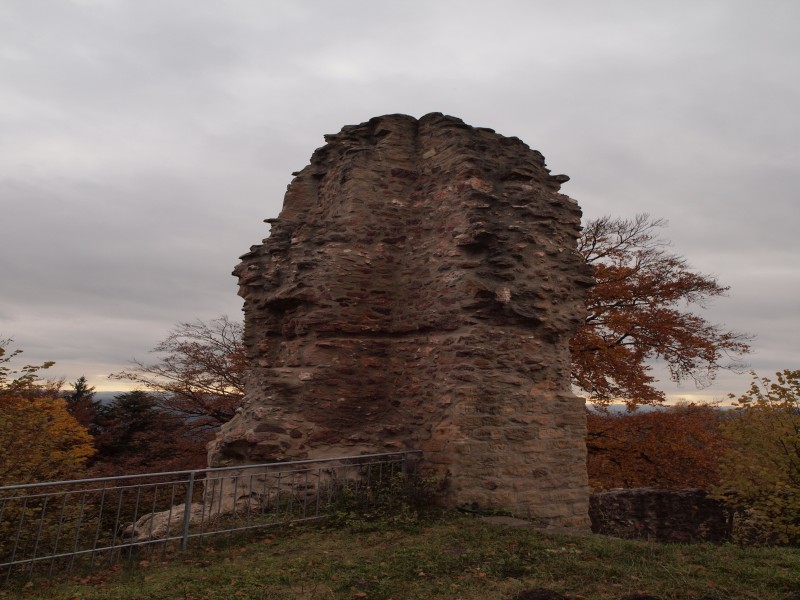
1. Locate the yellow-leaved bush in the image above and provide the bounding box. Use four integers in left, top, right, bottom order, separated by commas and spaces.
714, 369, 800, 545
0, 394, 95, 486
1, 340, 95, 486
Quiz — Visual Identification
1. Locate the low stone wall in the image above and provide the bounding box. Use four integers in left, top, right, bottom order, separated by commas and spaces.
589, 488, 732, 543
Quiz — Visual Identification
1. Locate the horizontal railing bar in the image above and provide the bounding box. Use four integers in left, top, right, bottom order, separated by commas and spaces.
0, 480, 195, 502
183, 515, 325, 541
1, 510, 331, 569
2, 457, 407, 503
0, 451, 420, 493
201, 462, 405, 484
1, 534, 184, 569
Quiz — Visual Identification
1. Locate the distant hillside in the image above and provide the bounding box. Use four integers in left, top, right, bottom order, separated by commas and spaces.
93, 391, 130, 404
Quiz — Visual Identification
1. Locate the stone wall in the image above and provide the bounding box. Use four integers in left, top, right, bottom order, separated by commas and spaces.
208, 113, 593, 528
589, 488, 733, 543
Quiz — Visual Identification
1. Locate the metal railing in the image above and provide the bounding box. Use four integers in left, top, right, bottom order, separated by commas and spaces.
0, 450, 420, 585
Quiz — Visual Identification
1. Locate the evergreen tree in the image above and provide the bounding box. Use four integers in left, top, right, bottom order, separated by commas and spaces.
62, 376, 101, 434
93, 391, 205, 473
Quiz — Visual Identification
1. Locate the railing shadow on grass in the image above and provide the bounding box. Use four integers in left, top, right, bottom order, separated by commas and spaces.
0, 450, 421, 587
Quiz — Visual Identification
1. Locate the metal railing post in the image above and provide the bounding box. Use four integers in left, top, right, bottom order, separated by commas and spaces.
181, 471, 196, 551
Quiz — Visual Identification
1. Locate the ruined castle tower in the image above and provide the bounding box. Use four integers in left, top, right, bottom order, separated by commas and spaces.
208, 113, 593, 528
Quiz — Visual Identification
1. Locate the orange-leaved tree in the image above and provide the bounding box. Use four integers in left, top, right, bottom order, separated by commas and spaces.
587, 403, 729, 491
0, 339, 94, 485
573, 214, 751, 407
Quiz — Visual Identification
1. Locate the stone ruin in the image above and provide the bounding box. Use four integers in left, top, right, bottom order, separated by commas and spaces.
206, 112, 593, 529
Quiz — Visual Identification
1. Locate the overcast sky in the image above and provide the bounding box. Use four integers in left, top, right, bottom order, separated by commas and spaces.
1, 1, 798, 401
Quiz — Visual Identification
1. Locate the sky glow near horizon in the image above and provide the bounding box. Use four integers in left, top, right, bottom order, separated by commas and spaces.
1, 1, 798, 400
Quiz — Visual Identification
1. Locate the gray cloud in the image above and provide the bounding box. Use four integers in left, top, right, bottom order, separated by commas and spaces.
1, 0, 798, 396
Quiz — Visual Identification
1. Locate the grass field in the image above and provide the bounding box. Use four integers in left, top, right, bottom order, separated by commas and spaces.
4, 512, 799, 600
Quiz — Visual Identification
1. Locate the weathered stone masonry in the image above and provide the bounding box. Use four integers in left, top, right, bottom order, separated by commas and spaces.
208, 113, 594, 528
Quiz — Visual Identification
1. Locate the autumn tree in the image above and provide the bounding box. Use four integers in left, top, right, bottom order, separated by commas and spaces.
573, 214, 751, 407
715, 370, 800, 544
0, 340, 94, 485
110, 316, 245, 433
587, 403, 729, 490
0, 396, 95, 485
